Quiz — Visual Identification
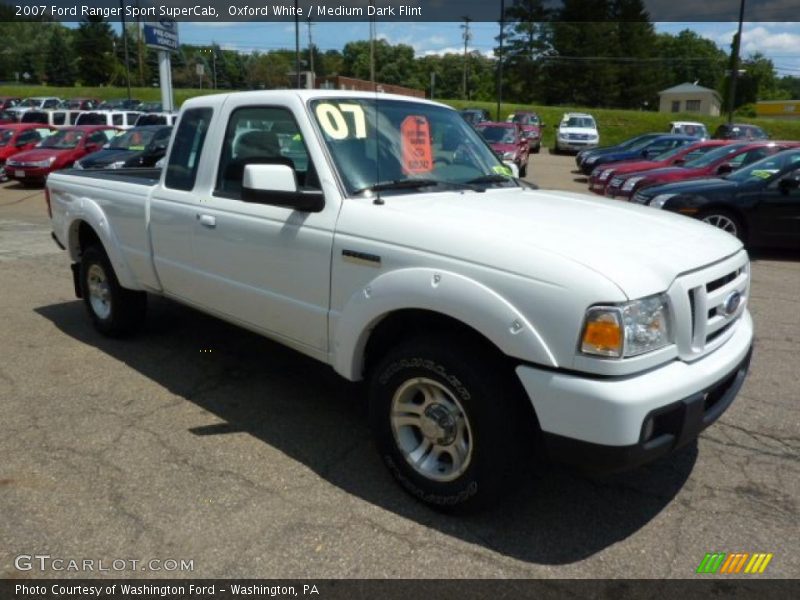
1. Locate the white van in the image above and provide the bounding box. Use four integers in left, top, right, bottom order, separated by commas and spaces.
75, 110, 143, 130
133, 112, 179, 127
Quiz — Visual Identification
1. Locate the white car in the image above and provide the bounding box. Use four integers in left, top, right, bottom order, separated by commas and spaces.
555, 112, 600, 153
669, 121, 709, 140
6, 96, 62, 117
46, 91, 753, 510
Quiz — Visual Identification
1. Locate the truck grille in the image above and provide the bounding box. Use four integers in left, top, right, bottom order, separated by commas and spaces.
668, 251, 749, 360
668, 250, 750, 360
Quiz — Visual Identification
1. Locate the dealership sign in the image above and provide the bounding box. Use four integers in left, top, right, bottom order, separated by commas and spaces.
143, 19, 179, 52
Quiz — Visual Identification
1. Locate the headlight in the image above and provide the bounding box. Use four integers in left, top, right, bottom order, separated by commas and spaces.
73, 161, 83, 169
649, 193, 676, 209
585, 156, 598, 164
31, 157, 55, 168
581, 293, 671, 358
622, 176, 644, 191
599, 169, 613, 181
108, 160, 127, 169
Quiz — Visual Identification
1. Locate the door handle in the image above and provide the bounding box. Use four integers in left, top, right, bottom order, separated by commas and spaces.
197, 214, 216, 228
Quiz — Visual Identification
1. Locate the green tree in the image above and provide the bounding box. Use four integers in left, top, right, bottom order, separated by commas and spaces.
44, 26, 77, 86
500, 0, 551, 104
74, 17, 115, 85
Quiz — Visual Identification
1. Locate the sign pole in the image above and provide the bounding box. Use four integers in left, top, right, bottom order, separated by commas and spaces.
159, 51, 174, 112
144, 19, 178, 112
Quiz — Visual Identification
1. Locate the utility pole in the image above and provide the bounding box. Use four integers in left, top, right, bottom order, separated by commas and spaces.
135, 0, 144, 86
306, 16, 314, 77
727, 0, 746, 124
294, 0, 301, 88
496, 0, 505, 120
369, 1, 376, 84
461, 16, 472, 100
119, 0, 132, 101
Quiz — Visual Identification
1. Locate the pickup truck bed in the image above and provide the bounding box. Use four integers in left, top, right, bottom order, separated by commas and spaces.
62, 168, 161, 186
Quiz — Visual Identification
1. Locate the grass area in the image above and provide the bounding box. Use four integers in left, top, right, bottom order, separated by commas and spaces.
4, 84, 800, 146
0, 85, 218, 108
443, 99, 800, 148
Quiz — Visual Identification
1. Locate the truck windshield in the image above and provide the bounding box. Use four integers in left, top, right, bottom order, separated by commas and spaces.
108, 129, 155, 150
477, 125, 517, 144
40, 130, 84, 149
310, 98, 516, 195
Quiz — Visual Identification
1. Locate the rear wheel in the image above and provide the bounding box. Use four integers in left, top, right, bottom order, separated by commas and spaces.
699, 209, 744, 241
80, 245, 146, 337
368, 335, 530, 511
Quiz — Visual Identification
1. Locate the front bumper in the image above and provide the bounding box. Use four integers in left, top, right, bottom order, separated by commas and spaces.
516, 311, 753, 473
4, 165, 50, 181
560, 140, 599, 153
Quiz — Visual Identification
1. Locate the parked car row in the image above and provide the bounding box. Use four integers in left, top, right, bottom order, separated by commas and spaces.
578, 130, 800, 248
0, 96, 165, 114
0, 121, 173, 185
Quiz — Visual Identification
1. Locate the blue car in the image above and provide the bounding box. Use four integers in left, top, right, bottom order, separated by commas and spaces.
579, 135, 698, 175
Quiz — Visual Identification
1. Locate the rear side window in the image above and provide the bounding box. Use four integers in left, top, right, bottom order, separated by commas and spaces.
165, 108, 213, 191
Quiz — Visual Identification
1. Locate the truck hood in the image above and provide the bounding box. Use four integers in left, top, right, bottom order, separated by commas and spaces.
559, 127, 597, 136
340, 188, 743, 299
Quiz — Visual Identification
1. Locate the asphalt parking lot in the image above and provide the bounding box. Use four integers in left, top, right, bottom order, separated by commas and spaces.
1, 154, 798, 579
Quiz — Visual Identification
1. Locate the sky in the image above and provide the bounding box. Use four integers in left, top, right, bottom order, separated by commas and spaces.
118, 20, 800, 77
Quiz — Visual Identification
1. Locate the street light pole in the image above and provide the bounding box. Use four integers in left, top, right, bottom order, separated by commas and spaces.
294, 0, 301, 88
727, 0, 746, 124
496, 0, 505, 121
119, 0, 132, 101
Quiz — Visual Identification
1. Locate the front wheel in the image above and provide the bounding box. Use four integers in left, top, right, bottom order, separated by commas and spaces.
368, 335, 528, 511
699, 209, 744, 241
80, 245, 147, 337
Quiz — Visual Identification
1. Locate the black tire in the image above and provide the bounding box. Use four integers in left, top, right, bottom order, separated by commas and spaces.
79, 245, 146, 337
697, 209, 745, 242
368, 335, 530, 511
533, 143, 541, 154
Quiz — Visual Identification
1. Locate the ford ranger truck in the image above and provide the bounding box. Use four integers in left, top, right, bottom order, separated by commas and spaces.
48, 91, 753, 510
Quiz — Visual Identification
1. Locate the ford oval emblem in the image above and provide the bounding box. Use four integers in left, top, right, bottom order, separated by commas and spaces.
723, 291, 742, 316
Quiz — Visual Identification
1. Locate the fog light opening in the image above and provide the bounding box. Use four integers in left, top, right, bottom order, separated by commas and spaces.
642, 417, 655, 442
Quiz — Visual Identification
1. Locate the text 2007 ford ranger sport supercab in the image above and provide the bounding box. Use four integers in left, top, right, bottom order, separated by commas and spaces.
48, 91, 753, 510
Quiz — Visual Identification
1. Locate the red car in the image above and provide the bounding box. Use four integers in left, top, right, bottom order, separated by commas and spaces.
0, 124, 57, 179
476, 121, 530, 177
0, 96, 21, 111
607, 141, 800, 199
507, 110, 543, 153
4, 125, 117, 185
591, 140, 731, 197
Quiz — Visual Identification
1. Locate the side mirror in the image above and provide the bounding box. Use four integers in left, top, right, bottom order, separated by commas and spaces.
503, 161, 519, 178
779, 177, 800, 193
716, 162, 734, 175
242, 163, 324, 212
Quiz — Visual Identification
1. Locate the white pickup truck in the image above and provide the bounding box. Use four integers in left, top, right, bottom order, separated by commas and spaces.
48, 91, 753, 510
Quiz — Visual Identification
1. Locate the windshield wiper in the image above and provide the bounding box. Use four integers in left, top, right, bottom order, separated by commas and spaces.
352, 178, 441, 195
466, 174, 515, 185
